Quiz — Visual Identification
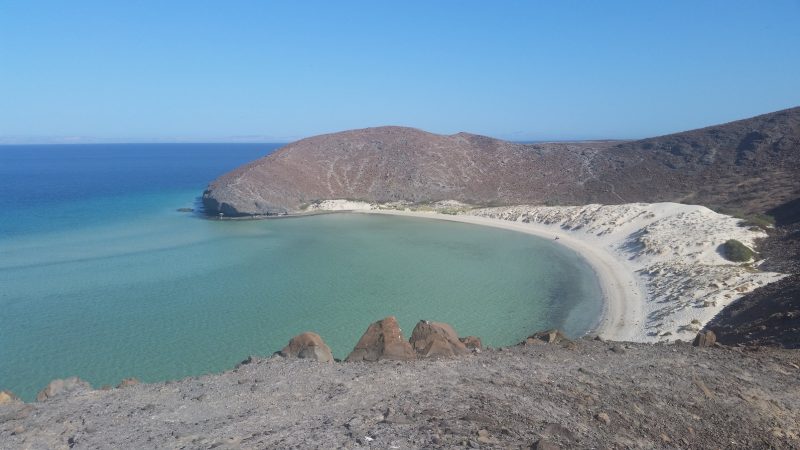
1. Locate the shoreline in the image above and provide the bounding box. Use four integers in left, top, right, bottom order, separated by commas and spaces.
359, 209, 640, 341
303, 200, 785, 342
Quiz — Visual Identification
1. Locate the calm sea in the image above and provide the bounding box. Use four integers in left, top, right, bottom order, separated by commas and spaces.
0, 144, 602, 400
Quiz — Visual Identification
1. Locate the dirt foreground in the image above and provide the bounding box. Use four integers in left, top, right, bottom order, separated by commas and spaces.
2, 339, 799, 449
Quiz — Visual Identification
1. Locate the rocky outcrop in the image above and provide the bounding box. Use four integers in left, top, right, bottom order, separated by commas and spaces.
0, 391, 20, 406
693, 330, 717, 347
346, 316, 416, 362
278, 332, 334, 363
203, 107, 800, 217
409, 320, 469, 358
36, 377, 91, 402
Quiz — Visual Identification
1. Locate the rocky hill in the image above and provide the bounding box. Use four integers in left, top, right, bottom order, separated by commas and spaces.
203, 107, 800, 217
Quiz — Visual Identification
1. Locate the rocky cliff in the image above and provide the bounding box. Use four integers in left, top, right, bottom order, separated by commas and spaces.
203, 107, 800, 217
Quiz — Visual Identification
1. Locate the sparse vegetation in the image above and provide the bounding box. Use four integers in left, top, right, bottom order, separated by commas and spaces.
722, 239, 755, 262
713, 207, 775, 230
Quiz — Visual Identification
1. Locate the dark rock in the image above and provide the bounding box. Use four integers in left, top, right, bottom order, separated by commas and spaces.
36, 377, 91, 402
278, 332, 334, 363
236, 355, 256, 368
693, 330, 717, 347
409, 320, 469, 358
176, 207, 194, 212
346, 316, 416, 362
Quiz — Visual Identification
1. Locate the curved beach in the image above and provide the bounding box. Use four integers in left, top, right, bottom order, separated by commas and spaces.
363, 209, 643, 341
302, 200, 788, 342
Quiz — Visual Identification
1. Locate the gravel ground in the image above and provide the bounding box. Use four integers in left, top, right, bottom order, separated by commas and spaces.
2, 339, 799, 449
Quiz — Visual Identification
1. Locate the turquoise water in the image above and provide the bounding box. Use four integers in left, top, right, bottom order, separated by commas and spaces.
0, 145, 602, 401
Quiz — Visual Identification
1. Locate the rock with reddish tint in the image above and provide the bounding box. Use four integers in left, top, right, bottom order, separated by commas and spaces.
36, 377, 91, 402
409, 320, 469, 358
459, 335, 482, 350
693, 330, 717, 347
346, 316, 416, 362
278, 332, 334, 363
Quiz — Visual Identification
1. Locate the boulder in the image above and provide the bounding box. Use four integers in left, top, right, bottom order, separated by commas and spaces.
693, 330, 717, 347
235, 355, 257, 368
0, 390, 20, 406
409, 320, 469, 358
346, 316, 416, 362
36, 377, 91, 402
459, 336, 483, 350
278, 332, 334, 363
117, 378, 140, 389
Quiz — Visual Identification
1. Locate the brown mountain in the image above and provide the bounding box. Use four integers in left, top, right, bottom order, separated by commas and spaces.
203, 107, 800, 216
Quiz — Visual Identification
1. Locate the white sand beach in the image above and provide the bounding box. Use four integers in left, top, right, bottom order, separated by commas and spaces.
307, 200, 786, 342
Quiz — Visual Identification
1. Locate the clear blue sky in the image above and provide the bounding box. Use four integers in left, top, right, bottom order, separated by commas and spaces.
1, 1, 799, 143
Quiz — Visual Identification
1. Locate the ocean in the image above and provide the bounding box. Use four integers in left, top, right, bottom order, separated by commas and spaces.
0, 144, 602, 400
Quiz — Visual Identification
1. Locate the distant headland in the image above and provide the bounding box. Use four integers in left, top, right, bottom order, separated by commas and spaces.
203, 107, 800, 218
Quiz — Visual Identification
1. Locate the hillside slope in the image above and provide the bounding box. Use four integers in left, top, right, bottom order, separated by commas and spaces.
203, 107, 800, 216
2, 341, 798, 449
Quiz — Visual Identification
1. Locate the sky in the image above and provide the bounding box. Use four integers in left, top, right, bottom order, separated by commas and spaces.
1, 1, 799, 143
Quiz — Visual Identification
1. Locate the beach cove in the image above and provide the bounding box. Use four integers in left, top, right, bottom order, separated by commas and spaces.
307, 200, 786, 342
0, 144, 605, 401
